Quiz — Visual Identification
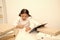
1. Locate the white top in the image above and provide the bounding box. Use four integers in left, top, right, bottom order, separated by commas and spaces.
13, 17, 40, 40
13, 17, 40, 29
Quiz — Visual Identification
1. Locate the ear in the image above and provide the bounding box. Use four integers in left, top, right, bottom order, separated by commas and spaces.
19, 13, 21, 16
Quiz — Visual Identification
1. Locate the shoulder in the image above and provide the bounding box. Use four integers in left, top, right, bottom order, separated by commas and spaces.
17, 17, 21, 20
16, 17, 22, 21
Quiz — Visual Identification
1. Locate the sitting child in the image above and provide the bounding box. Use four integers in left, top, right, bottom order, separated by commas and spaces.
14, 9, 39, 40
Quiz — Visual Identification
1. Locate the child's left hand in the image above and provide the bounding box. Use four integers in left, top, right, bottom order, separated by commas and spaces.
25, 27, 31, 32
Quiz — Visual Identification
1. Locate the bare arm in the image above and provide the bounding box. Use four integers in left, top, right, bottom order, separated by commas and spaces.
16, 24, 24, 29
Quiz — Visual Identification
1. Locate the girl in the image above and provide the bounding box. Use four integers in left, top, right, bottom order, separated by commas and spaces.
14, 9, 39, 40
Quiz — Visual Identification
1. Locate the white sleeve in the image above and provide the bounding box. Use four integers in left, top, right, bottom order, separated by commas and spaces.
12, 17, 20, 27
29, 19, 40, 29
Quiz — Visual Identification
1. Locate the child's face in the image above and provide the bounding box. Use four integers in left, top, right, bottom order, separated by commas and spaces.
20, 13, 29, 20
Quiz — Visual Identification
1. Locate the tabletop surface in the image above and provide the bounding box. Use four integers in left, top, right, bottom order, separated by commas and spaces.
37, 27, 60, 36
0, 23, 15, 35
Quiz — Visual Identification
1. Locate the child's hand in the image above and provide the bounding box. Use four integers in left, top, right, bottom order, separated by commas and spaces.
25, 27, 31, 32
16, 24, 24, 29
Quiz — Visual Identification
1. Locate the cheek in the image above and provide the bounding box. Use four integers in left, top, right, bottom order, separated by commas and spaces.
21, 15, 29, 19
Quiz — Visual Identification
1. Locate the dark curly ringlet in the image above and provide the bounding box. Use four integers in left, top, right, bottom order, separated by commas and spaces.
19, 9, 31, 17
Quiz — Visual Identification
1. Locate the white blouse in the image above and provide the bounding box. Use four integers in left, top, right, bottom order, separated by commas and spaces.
14, 17, 40, 40
13, 17, 40, 29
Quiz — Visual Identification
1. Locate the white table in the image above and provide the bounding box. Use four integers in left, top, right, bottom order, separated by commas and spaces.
37, 27, 60, 40
37, 32, 60, 40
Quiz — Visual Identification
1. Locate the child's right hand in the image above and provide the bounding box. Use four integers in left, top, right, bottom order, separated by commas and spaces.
25, 27, 31, 32
16, 24, 24, 29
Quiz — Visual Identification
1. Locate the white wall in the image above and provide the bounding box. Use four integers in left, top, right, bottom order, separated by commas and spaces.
5, 0, 60, 28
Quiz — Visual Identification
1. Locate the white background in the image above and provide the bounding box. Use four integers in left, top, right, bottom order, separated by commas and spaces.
5, 0, 60, 28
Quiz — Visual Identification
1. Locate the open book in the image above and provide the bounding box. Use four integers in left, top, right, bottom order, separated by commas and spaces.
29, 23, 47, 33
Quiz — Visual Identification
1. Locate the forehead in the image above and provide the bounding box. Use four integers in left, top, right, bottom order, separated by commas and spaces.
21, 13, 28, 16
